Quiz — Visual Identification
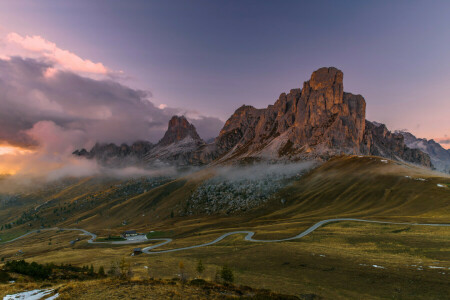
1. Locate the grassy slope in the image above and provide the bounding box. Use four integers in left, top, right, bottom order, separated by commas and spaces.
1, 155, 450, 299
2, 155, 449, 239
264, 155, 450, 223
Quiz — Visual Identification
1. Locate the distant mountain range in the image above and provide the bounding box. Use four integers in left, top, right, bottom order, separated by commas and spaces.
74, 67, 438, 170
394, 130, 450, 173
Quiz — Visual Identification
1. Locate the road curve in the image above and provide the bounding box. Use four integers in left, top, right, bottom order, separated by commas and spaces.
141, 218, 450, 254
1, 218, 449, 254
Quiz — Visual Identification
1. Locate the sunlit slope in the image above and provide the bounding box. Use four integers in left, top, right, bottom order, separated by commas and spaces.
67, 156, 450, 234
2, 155, 449, 241
263, 156, 450, 223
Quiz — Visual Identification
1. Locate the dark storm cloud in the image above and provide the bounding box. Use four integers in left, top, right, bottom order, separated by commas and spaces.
0, 56, 223, 151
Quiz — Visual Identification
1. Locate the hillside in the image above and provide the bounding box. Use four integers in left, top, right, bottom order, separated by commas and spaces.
1, 156, 449, 299
1, 155, 448, 243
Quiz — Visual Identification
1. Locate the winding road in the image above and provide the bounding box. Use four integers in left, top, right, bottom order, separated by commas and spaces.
1, 218, 449, 254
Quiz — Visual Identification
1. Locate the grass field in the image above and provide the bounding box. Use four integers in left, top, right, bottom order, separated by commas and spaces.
0, 155, 449, 299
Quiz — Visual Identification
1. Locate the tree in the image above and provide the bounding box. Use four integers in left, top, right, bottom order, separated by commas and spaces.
220, 265, 234, 283
179, 261, 187, 283
89, 264, 94, 275
98, 266, 105, 276
107, 261, 120, 278
196, 260, 204, 278
119, 257, 128, 279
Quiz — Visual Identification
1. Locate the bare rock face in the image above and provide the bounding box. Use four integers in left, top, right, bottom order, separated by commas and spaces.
214, 67, 366, 160
73, 67, 432, 169
395, 130, 450, 173
158, 116, 202, 146
143, 116, 207, 166
362, 121, 432, 167
212, 67, 430, 167
73, 141, 154, 167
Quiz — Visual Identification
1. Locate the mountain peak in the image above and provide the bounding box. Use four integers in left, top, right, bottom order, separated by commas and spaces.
309, 67, 343, 91
158, 115, 203, 146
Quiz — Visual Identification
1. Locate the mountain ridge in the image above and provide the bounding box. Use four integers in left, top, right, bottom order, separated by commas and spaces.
395, 130, 450, 173
73, 67, 434, 169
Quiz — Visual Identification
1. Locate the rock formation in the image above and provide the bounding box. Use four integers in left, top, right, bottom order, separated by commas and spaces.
210, 67, 431, 167
73, 67, 432, 169
143, 116, 207, 166
395, 130, 450, 172
362, 122, 432, 167
158, 116, 202, 146
73, 141, 154, 167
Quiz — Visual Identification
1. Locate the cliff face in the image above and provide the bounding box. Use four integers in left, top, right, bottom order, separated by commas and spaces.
362, 122, 432, 168
213, 67, 430, 167
143, 116, 207, 166
214, 67, 366, 160
158, 116, 203, 146
73, 141, 154, 167
73, 67, 432, 169
395, 130, 450, 172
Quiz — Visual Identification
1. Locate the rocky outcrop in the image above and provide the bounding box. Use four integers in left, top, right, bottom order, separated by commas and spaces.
73, 67, 433, 169
395, 130, 450, 172
213, 67, 367, 161
362, 122, 432, 168
73, 141, 154, 167
211, 67, 430, 167
143, 116, 207, 166
158, 116, 202, 146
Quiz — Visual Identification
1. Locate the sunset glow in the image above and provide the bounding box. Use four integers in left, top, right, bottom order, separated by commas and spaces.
0, 145, 33, 156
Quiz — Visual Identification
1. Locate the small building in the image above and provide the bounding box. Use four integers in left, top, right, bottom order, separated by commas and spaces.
121, 230, 137, 238
132, 248, 142, 256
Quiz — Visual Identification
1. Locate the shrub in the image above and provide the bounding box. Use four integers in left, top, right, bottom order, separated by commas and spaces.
196, 260, 205, 277
107, 261, 120, 278
98, 266, 105, 276
0, 270, 11, 283
221, 265, 234, 283
5, 260, 52, 280
179, 261, 187, 283
190, 278, 207, 286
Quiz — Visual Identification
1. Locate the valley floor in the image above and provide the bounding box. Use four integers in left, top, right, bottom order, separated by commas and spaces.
1, 220, 449, 299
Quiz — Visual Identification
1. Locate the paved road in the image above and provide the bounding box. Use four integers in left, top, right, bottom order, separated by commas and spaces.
141, 218, 450, 254
2, 218, 449, 254
0, 228, 147, 245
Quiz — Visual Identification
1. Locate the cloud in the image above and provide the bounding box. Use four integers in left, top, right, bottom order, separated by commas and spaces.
0, 31, 224, 178
0, 56, 224, 176
0, 56, 223, 148
6, 32, 109, 75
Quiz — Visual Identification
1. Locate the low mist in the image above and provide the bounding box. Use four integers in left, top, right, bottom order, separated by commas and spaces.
211, 161, 317, 182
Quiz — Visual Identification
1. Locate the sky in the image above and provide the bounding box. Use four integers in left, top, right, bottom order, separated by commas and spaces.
0, 1, 449, 174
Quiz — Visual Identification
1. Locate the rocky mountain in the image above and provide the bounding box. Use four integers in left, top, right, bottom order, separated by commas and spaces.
362, 122, 432, 167
209, 67, 431, 167
74, 116, 208, 167
395, 130, 450, 173
157, 116, 202, 146
73, 67, 432, 169
73, 141, 154, 167
143, 116, 208, 166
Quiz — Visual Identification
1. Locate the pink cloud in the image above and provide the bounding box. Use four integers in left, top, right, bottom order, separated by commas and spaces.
6, 32, 108, 75
25, 121, 89, 155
